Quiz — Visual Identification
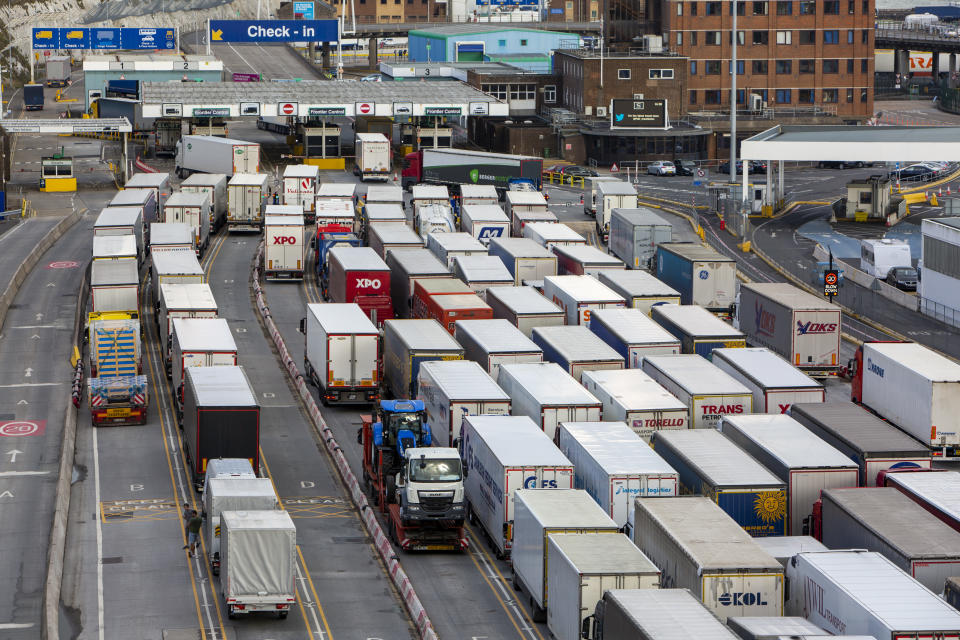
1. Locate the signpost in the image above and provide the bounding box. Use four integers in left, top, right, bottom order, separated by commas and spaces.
209, 19, 337, 43
823, 270, 839, 297
610, 98, 668, 129
32, 27, 175, 50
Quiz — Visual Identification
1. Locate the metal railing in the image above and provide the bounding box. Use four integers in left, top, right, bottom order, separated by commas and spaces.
921, 298, 960, 329
686, 105, 838, 121
875, 22, 960, 45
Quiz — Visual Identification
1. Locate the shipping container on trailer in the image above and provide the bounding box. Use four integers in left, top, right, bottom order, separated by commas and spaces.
884, 471, 960, 535
202, 477, 279, 575
110, 188, 158, 227
597, 270, 681, 314
523, 221, 585, 248
94, 207, 144, 257
316, 182, 356, 204
182, 366, 260, 491
641, 354, 752, 429
582, 588, 743, 640
608, 208, 673, 269
531, 325, 624, 382
452, 255, 514, 294
785, 550, 960, 638
264, 204, 303, 218
594, 181, 638, 240
505, 191, 549, 236
151, 249, 205, 307
737, 282, 842, 374
513, 210, 560, 238
226, 173, 267, 231
325, 246, 393, 325
417, 360, 511, 448
282, 164, 319, 219
411, 278, 473, 319
426, 231, 487, 269
355, 132, 391, 181
382, 319, 464, 398
175, 135, 260, 177
459, 415, 575, 557
819, 487, 960, 593
488, 237, 558, 285
651, 304, 746, 358
580, 369, 688, 442
163, 192, 211, 256
556, 421, 678, 533
632, 496, 785, 620
367, 223, 424, 260
303, 303, 380, 404
485, 286, 566, 337
852, 341, 960, 454
314, 199, 355, 235
181, 172, 228, 231
458, 184, 499, 208
583, 176, 623, 217
149, 223, 194, 253
386, 248, 452, 318
543, 275, 626, 326
719, 414, 859, 535
727, 617, 829, 640
651, 430, 787, 536
460, 204, 511, 245
511, 489, 620, 620
655, 243, 737, 312
553, 244, 626, 277
361, 203, 407, 238
364, 184, 403, 206
546, 534, 660, 640
420, 292, 493, 334
170, 318, 237, 409
90, 258, 139, 317
713, 348, 824, 414
589, 308, 681, 367
788, 402, 932, 486
497, 362, 603, 440
157, 283, 218, 368
454, 318, 543, 380
125, 172, 171, 210
751, 536, 828, 569
92, 235, 138, 263
263, 215, 306, 279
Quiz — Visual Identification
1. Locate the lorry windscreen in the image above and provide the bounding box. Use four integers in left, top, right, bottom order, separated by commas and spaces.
410, 458, 462, 483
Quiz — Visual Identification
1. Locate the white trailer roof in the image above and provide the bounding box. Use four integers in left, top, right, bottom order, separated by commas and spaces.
95, 206, 141, 228
741, 282, 840, 312
533, 325, 622, 362
727, 617, 828, 638
364, 203, 406, 221
721, 414, 858, 470
206, 477, 277, 500
489, 237, 555, 259
370, 224, 423, 244
110, 188, 153, 206
181, 173, 227, 188
419, 360, 510, 401
165, 192, 210, 208
658, 242, 735, 263
580, 369, 687, 412
552, 244, 625, 267
93, 234, 137, 258
365, 185, 403, 203
598, 270, 680, 298
91, 258, 138, 285
384, 319, 462, 351
411, 184, 449, 200
454, 256, 513, 283
187, 365, 257, 406
644, 354, 751, 395
464, 415, 573, 466
655, 430, 786, 488
455, 319, 541, 353
713, 347, 823, 390
637, 497, 784, 570
544, 275, 624, 303
516, 489, 617, 527
221, 507, 294, 531
125, 172, 170, 189
611, 207, 672, 227
462, 204, 509, 222
752, 536, 827, 561
329, 246, 389, 271
597, 181, 637, 196
549, 533, 659, 575
601, 589, 742, 640
795, 551, 960, 629
172, 318, 236, 351
591, 308, 680, 345
459, 184, 498, 199
886, 471, 960, 523
867, 341, 960, 381
498, 362, 602, 406
559, 421, 677, 475
150, 223, 193, 246
265, 204, 304, 216
307, 303, 378, 335
388, 248, 449, 276
652, 304, 743, 338
283, 164, 319, 178
356, 132, 388, 142
160, 283, 217, 310
505, 190, 547, 206
486, 286, 563, 315
151, 248, 204, 275
264, 215, 304, 226
427, 231, 485, 252
317, 183, 356, 198
228, 173, 268, 187
525, 222, 584, 242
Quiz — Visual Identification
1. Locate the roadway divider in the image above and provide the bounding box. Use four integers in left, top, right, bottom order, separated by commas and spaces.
812, 244, 919, 311
250, 242, 439, 640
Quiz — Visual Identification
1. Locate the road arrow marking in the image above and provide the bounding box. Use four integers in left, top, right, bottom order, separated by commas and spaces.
35, 313, 42, 321
23, 368, 32, 378
17, 400, 28, 405
45, 283, 55, 287
7, 449, 22, 462
31, 335, 39, 340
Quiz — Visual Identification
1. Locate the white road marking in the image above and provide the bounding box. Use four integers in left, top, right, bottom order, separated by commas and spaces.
93, 425, 104, 640
0, 623, 34, 629
0, 382, 62, 388
0, 471, 49, 477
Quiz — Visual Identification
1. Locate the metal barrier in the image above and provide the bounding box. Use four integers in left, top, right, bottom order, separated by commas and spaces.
541, 171, 585, 188
920, 298, 960, 329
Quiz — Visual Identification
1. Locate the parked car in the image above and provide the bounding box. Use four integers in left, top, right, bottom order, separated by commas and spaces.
817, 160, 872, 169
889, 164, 936, 182
674, 159, 696, 176
647, 161, 677, 176
561, 165, 598, 177
717, 160, 766, 175
360, 74, 382, 82
917, 162, 948, 178
886, 266, 918, 291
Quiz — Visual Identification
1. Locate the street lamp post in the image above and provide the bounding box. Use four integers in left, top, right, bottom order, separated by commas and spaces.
729, 0, 738, 185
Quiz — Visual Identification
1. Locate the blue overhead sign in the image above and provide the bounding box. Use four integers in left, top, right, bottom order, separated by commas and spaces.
32, 27, 175, 50
61, 29, 91, 50
293, 1, 316, 19
209, 19, 338, 43
32, 29, 59, 50
121, 27, 175, 50
91, 28, 121, 49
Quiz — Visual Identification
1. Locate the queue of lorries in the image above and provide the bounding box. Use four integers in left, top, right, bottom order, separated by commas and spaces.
84, 137, 960, 636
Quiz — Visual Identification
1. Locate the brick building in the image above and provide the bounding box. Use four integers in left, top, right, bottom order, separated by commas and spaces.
663, 0, 874, 122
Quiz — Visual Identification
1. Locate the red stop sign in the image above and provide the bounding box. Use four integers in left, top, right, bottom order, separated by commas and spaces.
359, 103, 371, 114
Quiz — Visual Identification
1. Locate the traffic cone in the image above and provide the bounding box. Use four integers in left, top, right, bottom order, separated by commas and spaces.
940, 187, 943, 196
393, 171, 398, 182
948, 185, 952, 195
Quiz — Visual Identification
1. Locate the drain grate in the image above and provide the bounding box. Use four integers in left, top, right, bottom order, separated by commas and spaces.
101, 556, 122, 564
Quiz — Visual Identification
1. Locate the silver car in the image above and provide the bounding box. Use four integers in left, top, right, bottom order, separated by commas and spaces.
647, 161, 676, 176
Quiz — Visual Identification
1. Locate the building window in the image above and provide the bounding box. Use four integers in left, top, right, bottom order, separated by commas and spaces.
705, 31, 721, 45
847, 59, 854, 73
649, 68, 675, 79
776, 89, 792, 103
520, 39, 528, 46
822, 88, 839, 103
753, 30, 768, 45
617, 69, 631, 79
690, 60, 697, 75
737, 88, 746, 104
861, 59, 868, 72
677, 2, 683, 14
823, 59, 839, 73
862, 29, 869, 44
776, 60, 792, 74
481, 84, 508, 100
799, 59, 815, 73
799, 0, 815, 13
690, 1, 697, 15
847, 29, 854, 43
753, 1, 768, 15
799, 89, 815, 103
752, 60, 768, 73
691, 31, 697, 45
509, 84, 536, 100
846, 88, 854, 102
799, 30, 816, 45
824, 30, 839, 44
732, 31, 745, 46
776, 0, 792, 14
705, 89, 722, 104
676, 32, 682, 46
705, 60, 722, 74
862, 0, 868, 12
706, 1, 721, 14
730, 1, 745, 15
861, 88, 868, 102
848, 0, 855, 12
690, 89, 698, 104
499, 39, 506, 46
824, 0, 840, 13
776, 30, 792, 44
544, 85, 556, 103
730, 60, 745, 74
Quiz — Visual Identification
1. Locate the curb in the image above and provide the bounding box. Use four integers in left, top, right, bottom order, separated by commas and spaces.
249, 242, 439, 640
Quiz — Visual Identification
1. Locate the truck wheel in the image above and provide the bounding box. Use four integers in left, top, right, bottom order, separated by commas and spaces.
278, 610, 288, 620
531, 597, 546, 623
512, 571, 521, 591
227, 606, 236, 620
467, 503, 477, 525
386, 475, 396, 504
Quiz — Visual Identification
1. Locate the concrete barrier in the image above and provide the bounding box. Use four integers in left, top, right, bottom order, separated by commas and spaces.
812, 244, 919, 311
249, 242, 439, 640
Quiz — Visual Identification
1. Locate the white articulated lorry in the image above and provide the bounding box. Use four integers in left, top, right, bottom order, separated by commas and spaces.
175, 135, 260, 178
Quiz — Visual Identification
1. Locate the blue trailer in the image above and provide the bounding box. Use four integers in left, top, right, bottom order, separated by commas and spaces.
650, 303, 745, 359
588, 307, 680, 368
651, 429, 787, 537
655, 243, 737, 314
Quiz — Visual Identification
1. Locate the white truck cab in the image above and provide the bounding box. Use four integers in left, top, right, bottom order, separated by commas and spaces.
395, 447, 465, 524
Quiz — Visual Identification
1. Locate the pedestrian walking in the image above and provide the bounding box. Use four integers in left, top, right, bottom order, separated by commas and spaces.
186, 510, 203, 558
181, 502, 191, 545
